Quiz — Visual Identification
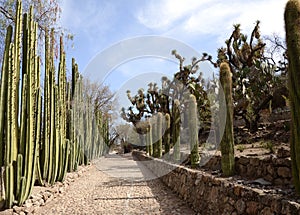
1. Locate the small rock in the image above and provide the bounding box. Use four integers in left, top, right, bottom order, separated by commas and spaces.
24, 206, 34, 214
13, 205, 23, 213
24, 202, 33, 208
266, 165, 275, 176
260, 207, 273, 215
277, 167, 291, 178
234, 186, 242, 196
249, 158, 260, 166
252, 178, 272, 186
277, 147, 290, 158
235, 199, 246, 214
246, 201, 259, 214
59, 187, 64, 193
238, 157, 249, 165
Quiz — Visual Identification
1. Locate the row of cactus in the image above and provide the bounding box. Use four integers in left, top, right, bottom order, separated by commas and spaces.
37, 29, 71, 186
0, 1, 109, 208
143, 62, 235, 173
145, 96, 200, 167
285, 0, 300, 194
0, 2, 42, 207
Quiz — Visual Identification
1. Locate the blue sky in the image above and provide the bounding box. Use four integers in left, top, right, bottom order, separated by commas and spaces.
60, 0, 286, 110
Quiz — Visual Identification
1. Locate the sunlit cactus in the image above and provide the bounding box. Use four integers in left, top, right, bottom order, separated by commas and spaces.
172, 100, 181, 161
285, 0, 300, 194
164, 113, 171, 158
189, 95, 200, 168
219, 62, 235, 176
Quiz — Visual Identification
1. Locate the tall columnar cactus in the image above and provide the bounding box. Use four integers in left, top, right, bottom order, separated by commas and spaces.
164, 113, 171, 159
285, 0, 300, 194
68, 58, 80, 171
151, 115, 158, 157
2, 3, 42, 207
189, 95, 200, 168
146, 120, 153, 156
40, 28, 56, 185
19, 8, 41, 204
0, 26, 12, 168
219, 62, 235, 176
0, 0, 108, 208
172, 100, 181, 161
157, 112, 163, 158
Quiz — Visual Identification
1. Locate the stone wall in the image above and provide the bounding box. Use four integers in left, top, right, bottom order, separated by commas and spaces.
133, 151, 300, 215
204, 153, 292, 187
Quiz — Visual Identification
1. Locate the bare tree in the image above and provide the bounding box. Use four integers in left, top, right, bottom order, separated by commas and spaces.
0, 0, 73, 60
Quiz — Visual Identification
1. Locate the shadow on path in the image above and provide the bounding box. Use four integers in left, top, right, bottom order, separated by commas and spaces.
93, 152, 196, 214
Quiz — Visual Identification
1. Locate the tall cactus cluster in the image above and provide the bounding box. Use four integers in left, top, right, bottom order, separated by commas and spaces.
144, 96, 200, 167
285, 0, 300, 194
0, 1, 109, 208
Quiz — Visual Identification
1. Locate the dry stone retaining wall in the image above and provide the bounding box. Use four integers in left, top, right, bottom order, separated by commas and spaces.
204, 154, 292, 187
133, 151, 300, 215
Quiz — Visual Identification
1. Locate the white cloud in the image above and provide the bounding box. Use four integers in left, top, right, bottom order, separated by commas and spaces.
136, 0, 214, 30
61, 0, 116, 39
137, 0, 286, 39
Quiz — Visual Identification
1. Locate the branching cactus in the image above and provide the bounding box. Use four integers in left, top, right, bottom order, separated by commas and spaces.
189, 95, 200, 167
219, 62, 235, 176
285, 0, 300, 194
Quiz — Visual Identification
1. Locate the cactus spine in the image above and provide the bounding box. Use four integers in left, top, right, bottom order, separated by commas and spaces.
189, 95, 200, 168
285, 0, 300, 193
219, 62, 235, 176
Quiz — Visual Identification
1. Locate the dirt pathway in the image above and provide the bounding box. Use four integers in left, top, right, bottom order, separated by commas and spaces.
32, 154, 196, 215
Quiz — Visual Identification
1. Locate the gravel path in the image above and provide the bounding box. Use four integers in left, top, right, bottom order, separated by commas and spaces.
33, 154, 196, 215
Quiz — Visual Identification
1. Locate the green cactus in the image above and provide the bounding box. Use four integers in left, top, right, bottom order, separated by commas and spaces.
0, 25, 12, 168
146, 120, 153, 156
157, 113, 163, 158
0, 0, 109, 208
164, 113, 171, 159
151, 115, 158, 157
172, 100, 181, 161
189, 95, 200, 168
285, 0, 300, 194
219, 62, 235, 176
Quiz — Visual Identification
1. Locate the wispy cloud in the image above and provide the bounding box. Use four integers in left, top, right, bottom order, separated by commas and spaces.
137, 0, 286, 39
61, 0, 117, 46
136, 0, 213, 30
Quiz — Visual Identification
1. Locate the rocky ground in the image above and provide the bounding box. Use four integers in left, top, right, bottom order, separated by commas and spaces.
0, 155, 196, 215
